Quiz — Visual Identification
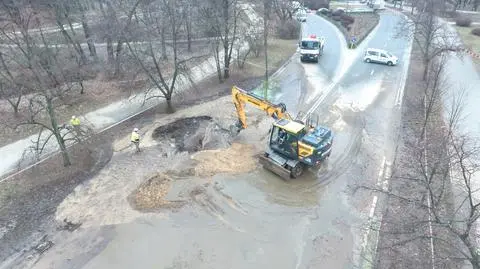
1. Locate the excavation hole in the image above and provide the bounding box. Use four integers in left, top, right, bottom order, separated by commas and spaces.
152, 116, 232, 153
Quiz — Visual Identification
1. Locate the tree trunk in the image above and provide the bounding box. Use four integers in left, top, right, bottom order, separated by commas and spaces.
223, 44, 230, 79
79, 81, 85, 94
46, 97, 71, 166
222, 0, 230, 79
57, 22, 88, 65
186, 17, 192, 52
114, 39, 124, 76
82, 15, 97, 59
166, 97, 175, 114
161, 26, 167, 60
212, 42, 223, 82
7, 97, 20, 115
106, 36, 114, 64
423, 58, 429, 80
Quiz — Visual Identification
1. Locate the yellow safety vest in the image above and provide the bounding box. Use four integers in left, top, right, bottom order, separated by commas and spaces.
70, 118, 80, 126
131, 132, 140, 142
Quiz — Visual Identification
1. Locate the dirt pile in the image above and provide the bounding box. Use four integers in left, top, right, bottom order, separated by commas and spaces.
191, 143, 258, 177
152, 116, 232, 153
128, 173, 172, 211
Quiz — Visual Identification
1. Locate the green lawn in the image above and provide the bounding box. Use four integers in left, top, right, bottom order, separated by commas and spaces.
241, 38, 297, 100
242, 38, 297, 77
454, 25, 480, 63
454, 26, 480, 52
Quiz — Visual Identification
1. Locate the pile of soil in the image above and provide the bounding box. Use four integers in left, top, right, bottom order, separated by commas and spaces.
128, 173, 172, 211
152, 116, 232, 153
191, 143, 258, 177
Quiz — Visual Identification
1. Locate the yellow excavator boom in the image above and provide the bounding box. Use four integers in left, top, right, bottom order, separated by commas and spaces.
232, 86, 292, 129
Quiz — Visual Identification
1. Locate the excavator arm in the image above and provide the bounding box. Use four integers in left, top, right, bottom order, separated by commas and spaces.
231, 86, 292, 132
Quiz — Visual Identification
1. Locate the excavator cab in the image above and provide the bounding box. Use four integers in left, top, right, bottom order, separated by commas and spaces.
269, 119, 306, 160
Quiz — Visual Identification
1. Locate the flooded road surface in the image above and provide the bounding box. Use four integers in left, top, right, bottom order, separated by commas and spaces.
24, 11, 411, 269
75, 110, 369, 269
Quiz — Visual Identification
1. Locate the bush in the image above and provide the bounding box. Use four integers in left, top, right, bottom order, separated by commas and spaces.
332, 15, 341, 21
276, 19, 301, 40
340, 14, 355, 24
332, 9, 345, 16
444, 10, 458, 18
317, 8, 331, 15
472, 28, 480, 36
456, 17, 472, 27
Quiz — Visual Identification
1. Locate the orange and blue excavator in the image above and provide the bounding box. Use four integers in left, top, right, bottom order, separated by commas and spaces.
230, 86, 333, 179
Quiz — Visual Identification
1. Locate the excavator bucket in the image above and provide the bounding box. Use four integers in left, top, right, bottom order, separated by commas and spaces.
258, 154, 292, 180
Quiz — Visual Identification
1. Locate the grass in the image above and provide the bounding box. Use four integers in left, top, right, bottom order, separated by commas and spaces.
239, 38, 297, 99
242, 38, 297, 77
454, 25, 480, 64
454, 25, 480, 52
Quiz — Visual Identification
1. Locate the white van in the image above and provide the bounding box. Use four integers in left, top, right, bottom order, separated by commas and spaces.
364, 48, 398, 66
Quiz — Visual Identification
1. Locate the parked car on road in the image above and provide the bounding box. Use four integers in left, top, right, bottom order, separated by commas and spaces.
363, 48, 398, 66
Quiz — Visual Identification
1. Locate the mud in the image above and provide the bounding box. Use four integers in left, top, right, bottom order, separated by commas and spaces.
152, 116, 232, 153
191, 143, 259, 177
128, 173, 172, 211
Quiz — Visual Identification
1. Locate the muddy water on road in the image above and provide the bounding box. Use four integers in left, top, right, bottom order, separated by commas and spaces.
79, 117, 363, 269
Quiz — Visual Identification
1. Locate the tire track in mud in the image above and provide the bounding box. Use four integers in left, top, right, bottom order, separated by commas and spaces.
316, 117, 364, 187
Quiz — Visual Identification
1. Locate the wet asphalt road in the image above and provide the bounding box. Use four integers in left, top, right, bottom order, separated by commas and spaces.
35, 10, 413, 269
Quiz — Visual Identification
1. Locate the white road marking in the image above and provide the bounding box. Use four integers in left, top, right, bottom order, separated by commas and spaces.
370, 69, 375, 76
377, 156, 386, 183
369, 196, 378, 218
303, 18, 382, 120
360, 157, 387, 264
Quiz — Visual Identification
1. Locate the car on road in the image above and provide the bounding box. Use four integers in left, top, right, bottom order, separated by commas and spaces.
363, 48, 398, 66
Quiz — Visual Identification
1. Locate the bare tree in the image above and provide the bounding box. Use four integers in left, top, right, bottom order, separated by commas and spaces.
127, 0, 203, 111
0, 52, 24, 115
200, 0, 241, 81
181, 0, 196, 52
97, 0, 142, 76
0, 6, 89, 166
263, 0, 271, 99
398, 0, 461, 80
358, 57, 480, 269
76, 0, 98, 59
0, 81, 23, 115
272, 0, 295, 23
234, 9, 263, 68
47, 0, 88, 65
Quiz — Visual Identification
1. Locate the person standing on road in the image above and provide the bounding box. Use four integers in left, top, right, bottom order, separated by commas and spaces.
70, 115, 81, 138
131, 128, 141, 153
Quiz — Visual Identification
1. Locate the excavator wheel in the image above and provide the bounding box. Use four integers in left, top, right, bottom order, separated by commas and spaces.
290, 163, 304, 178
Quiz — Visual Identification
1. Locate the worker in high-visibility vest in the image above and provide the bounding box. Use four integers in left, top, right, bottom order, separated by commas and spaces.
131, 128, 141, 152
70, 115, 81, 139
70, 115, 80, 127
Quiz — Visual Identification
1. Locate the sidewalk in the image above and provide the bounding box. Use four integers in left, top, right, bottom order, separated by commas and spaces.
0, 4, 258, 180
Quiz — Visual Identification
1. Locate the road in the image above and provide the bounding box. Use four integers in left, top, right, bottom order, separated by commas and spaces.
27, 10, 413, 269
